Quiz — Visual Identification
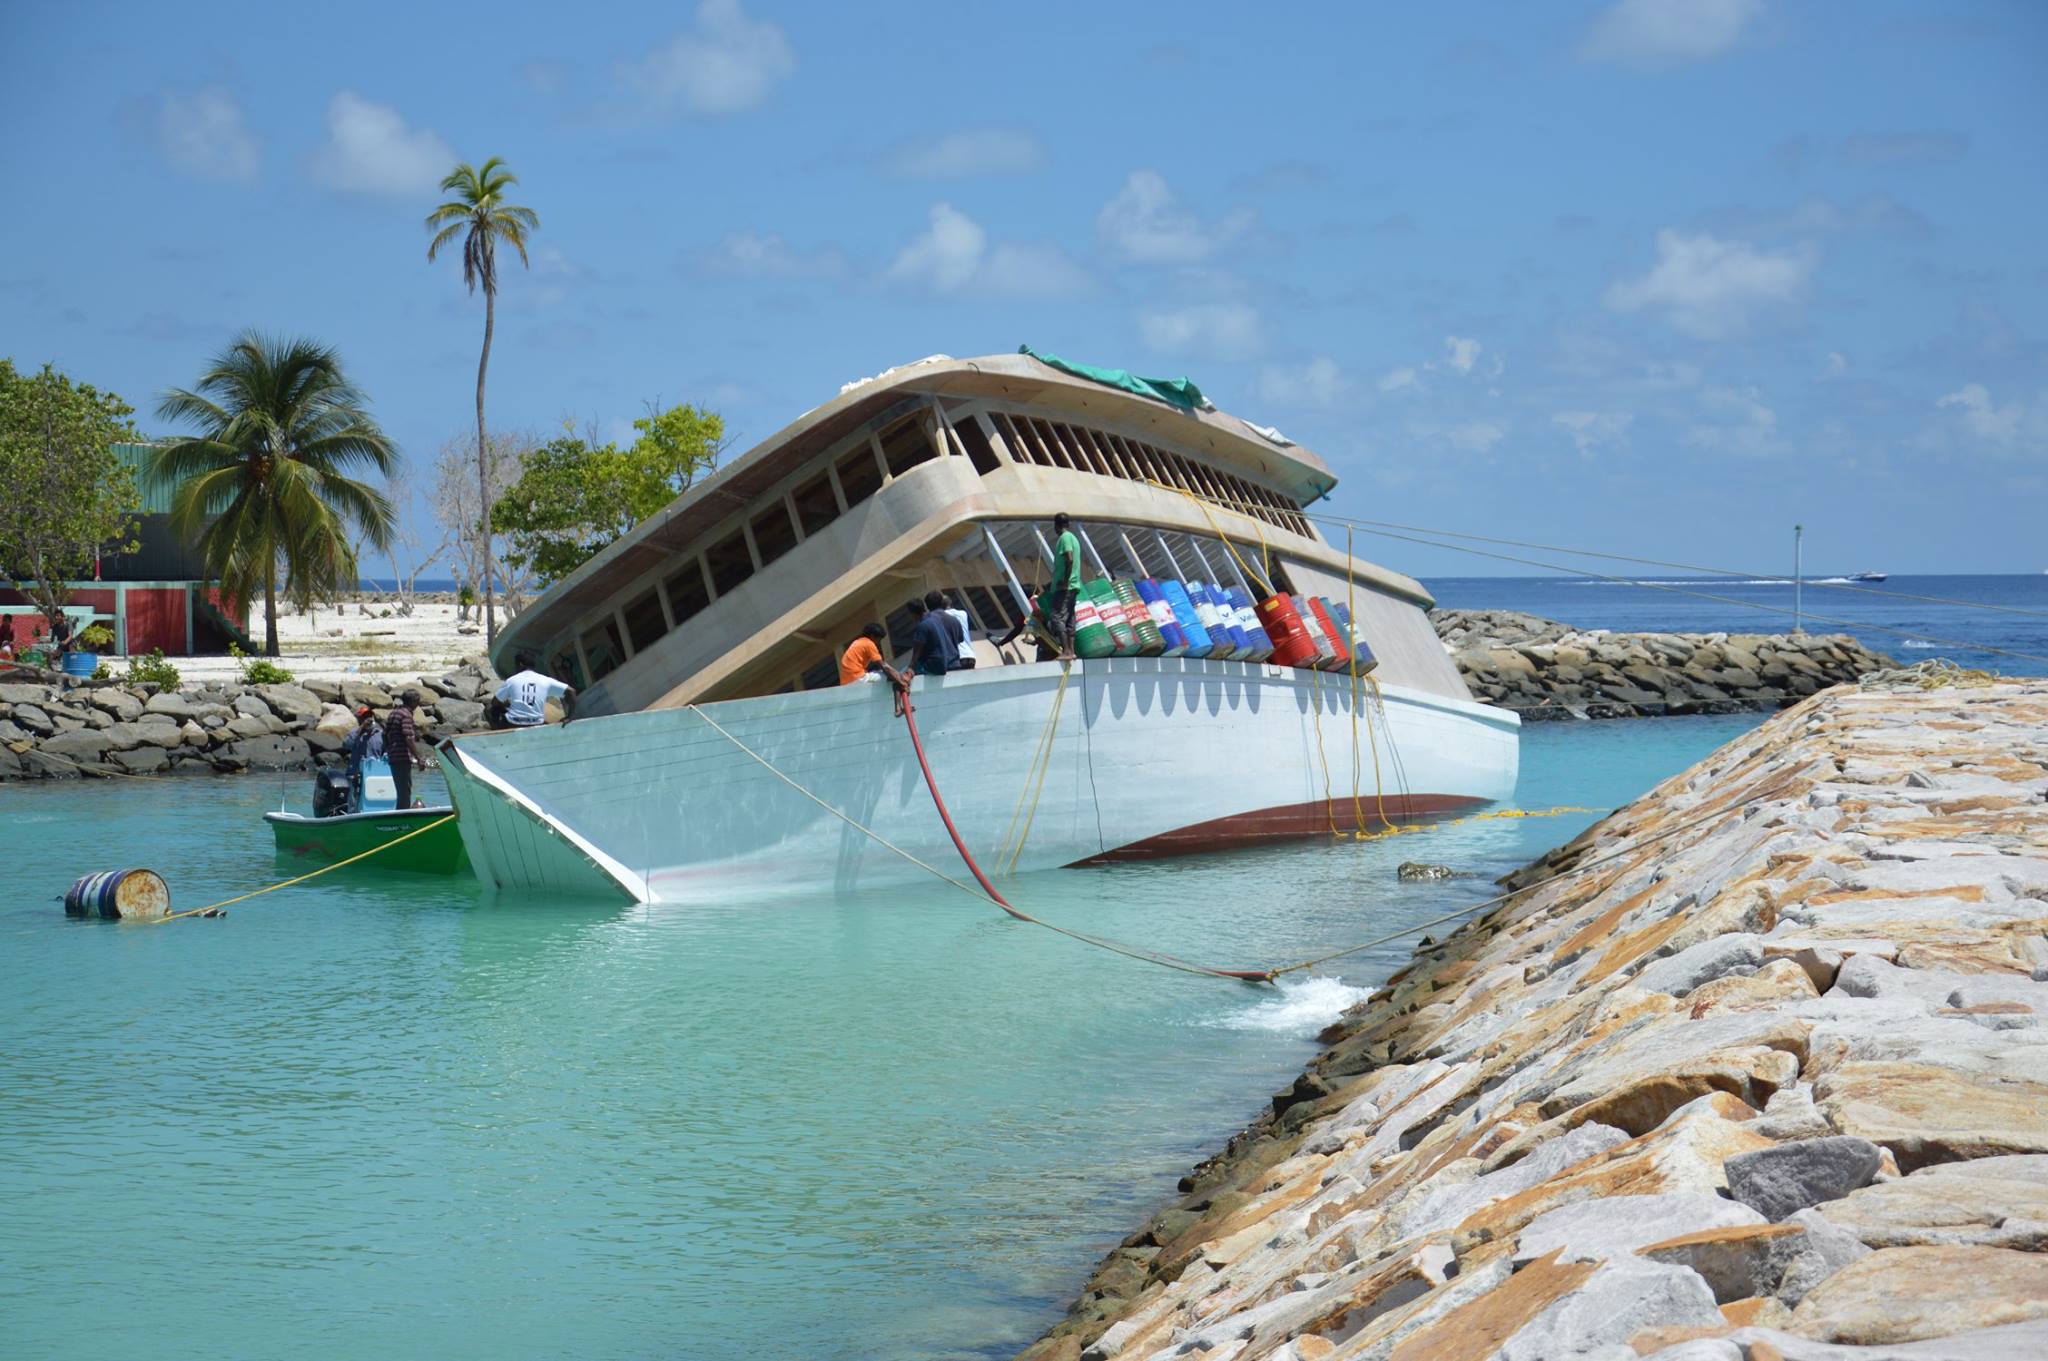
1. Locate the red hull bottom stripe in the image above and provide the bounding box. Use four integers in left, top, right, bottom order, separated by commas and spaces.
1078, 793, 1488, 864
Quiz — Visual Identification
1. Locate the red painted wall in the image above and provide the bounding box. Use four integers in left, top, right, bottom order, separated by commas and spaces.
127, 588, 189, 655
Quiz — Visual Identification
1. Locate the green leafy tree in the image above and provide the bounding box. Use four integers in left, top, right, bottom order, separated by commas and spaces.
425, 156, 538, 651
152, 333, 398, 656
492, 403, 724, 585
0, 359, 140, 634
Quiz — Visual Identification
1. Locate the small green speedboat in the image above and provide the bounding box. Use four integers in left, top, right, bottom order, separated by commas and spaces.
265, 756, 469, 875
265, 805, 470, 875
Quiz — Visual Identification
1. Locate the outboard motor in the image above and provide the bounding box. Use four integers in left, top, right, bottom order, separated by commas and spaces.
312, 768, 354, 818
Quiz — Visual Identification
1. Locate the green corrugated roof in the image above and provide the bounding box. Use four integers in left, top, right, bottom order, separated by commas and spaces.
112, 441, 174, 514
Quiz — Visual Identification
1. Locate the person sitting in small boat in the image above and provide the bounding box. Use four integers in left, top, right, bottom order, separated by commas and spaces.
923, 590, 975, 670
494, 656, 577, 728
905, 597, 960, 677
341, 706, 383, 812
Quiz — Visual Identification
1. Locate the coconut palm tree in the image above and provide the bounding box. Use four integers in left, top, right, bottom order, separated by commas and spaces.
152, 333, 398, 656
425, 156, 538, 649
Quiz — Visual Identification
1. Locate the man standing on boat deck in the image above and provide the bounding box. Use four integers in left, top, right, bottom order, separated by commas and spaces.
905, 598, 959, 677
384, 691, 429, 809
1046, 512, 1082, 661
924, 591, 975, 670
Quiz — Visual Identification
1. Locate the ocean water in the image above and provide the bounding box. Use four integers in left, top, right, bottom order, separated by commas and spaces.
2, 713, 1761, 1359
1426, 573, 2048, 676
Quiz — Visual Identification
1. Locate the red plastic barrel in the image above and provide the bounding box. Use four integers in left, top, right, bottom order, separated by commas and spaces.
1255, 595, 1318, 668
1308, 598, 1352, 671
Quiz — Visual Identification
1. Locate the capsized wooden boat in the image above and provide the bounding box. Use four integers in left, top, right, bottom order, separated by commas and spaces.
265, 806, 470, 875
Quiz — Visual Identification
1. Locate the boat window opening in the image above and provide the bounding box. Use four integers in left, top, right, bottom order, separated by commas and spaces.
751, 501, 799, 570
1099, 430, 1141, 481
664, 558, 711, 626
878, 413, 938, 478
1125, 437, 1170, 488
1014, 414, 1055, 467
1023, 418, 1069, 470
962, 585, 1011, 631
791, 469, 840, 536
835, 440, 885, 506
580, 615, 626, 682
622, 586, 668, 655
883, 600, 921, 658
1058, 423, 1108, 477
799, 656, 838, 691
1013, 414, 1056, 467
705, 527, 754, 597
548, 647, 587, 691
954, 413, 1002, 475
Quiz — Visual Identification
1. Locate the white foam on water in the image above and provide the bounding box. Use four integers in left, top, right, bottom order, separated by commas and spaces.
1205, 975, 1369, 1034
1901, 639, 1941, 649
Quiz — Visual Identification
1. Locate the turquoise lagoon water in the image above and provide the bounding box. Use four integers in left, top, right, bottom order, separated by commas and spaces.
1, 714, 1762, 1360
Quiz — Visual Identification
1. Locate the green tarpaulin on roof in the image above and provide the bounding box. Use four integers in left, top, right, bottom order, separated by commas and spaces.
1018, 345, 1208, 413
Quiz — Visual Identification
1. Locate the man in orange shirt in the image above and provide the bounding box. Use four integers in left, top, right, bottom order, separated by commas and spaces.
839, 622, 890, 685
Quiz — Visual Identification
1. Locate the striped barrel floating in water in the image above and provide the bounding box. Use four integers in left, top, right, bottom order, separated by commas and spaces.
64, 869, 171, 921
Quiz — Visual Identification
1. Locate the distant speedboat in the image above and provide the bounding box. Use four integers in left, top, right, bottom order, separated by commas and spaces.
1850, 570, 1887, 583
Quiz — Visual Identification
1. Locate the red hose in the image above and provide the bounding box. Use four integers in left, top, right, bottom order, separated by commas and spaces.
895, 690, 1028, 920
894, 681, 1273, 983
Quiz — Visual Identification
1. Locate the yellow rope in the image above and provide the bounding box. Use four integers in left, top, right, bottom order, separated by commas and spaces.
996, 663, 1072, 876
1151, 480, 1268, 593
154, 814, 457, 922
1305, 663, 1337, 837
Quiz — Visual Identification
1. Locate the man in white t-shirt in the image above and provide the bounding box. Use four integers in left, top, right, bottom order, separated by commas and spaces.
494, 662, 577, 728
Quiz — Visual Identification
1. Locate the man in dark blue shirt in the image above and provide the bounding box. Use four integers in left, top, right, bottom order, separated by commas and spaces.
905, 597, 958, 676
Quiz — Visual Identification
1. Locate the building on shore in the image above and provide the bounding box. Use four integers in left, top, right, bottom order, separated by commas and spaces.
0, 442, 249, 657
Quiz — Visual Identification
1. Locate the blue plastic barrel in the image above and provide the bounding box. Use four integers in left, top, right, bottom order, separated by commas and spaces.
61, 651, 98, 677
1188, 582, 1236, 659
1163, 580, 1212, 658
1135, 580, 1187, 656
1229, 587, 1275, 662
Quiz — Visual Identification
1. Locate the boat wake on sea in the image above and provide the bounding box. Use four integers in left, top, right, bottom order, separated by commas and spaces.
1202, 975, 1369, 1034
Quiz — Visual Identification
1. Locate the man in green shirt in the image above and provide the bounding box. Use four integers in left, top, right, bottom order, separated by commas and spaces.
1046, 512, 1082, 661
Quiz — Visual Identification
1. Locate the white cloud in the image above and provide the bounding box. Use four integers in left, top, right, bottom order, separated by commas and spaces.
1138, 302, 1264, 362
1580, 0, 1760, 69
1444, 421, 1507, 454
1936, 383, 2024, 447
619, 0, 795, 116
884, 203, 1092, 300
157, 86, 258, 182
309, 92, 455, 197
1605, 229, 1813, 339
1821, 351, 1848, 379
1255, 357, 1348, 408
1552, 410, 1634, 457
1683, 385, 1784, 457
1097, 170, 1251, 265
701, 229, 847, 278
1444, 335, 1482, 375
1377, 367, 1421, 395
888, 128, 1044, 179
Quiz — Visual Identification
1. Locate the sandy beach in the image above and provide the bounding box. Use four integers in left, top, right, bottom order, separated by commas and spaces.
159, 595, 498, 686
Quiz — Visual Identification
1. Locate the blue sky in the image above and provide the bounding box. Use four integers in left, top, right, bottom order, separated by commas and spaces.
4, 0, 2044, 578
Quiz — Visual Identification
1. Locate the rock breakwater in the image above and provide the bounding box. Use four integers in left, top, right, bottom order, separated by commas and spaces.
1022, 676, 2048, 1360
1433, 609, 1893, 720
0, 660, 501, 781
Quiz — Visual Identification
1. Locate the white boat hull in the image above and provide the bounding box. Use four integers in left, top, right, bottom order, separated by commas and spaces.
438, 658, 1520, 903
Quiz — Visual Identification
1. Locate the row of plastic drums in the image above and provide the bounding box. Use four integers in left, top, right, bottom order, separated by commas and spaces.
1065, 578, 1378, 674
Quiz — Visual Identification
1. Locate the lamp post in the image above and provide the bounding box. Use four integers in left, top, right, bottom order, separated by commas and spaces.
1793, 524, 1804, 634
